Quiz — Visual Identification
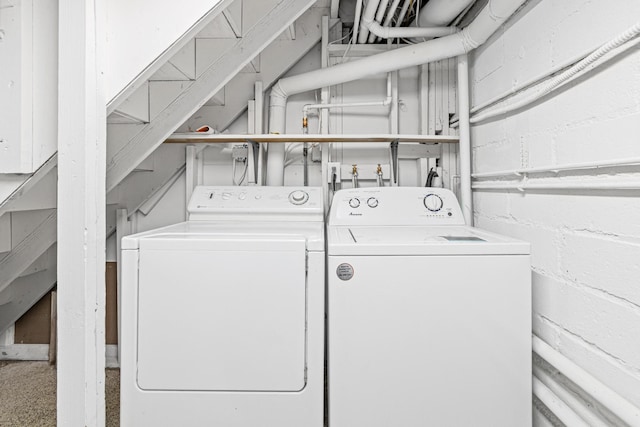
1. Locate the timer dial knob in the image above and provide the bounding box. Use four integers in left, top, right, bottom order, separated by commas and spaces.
423, 194, 443, 212
367, 197, 379, 208
289, 190, 309, 205
349, 198, 361, 208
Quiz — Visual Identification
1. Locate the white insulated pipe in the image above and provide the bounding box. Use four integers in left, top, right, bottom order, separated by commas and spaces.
415, 0, 475, 27
357, 0, 381, 43
457, 54, 473, 225
267, 0, 527, 185
362, 16, 458, 39
533, 335, 640, 427
533, 376, 591, 427
367, 0, 391, 43
352, 0, 364, 44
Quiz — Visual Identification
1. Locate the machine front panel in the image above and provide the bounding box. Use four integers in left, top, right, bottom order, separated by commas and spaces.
327, 254, 532, 427
136, 237, 307, 392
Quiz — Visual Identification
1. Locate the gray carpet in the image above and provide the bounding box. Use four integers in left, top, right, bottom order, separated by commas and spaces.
0, 361, 120, 426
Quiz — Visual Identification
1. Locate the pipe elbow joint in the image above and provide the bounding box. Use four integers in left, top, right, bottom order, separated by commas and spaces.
458, 30, 480, 52
270, 81, 289, 101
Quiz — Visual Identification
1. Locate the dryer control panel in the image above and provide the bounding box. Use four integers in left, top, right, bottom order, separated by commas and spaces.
188, 186, 323, 221
329, 187, 465, 226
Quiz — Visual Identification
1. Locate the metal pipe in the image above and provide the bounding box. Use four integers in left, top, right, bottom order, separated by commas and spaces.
351, 164, 359, 188
472, 157, 640, 179
361, 18, 458, 39
533, 365, 610, 427
414, 0, 475, 27
533, 376, 591, 427
457, 54, 473, 225
267, 0, 528, 185
471, 22, 640, 124
357, 0, 381, 43
352, 0, 363, 44
376, 164, 384, 187
473, 181, 640, 191
395, 0, 412, 29
368, 0, 391, 43
533, 335, 640, 426
381, 0, 402, 29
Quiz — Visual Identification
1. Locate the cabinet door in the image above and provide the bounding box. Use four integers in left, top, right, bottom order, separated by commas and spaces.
136, 236, 307, 392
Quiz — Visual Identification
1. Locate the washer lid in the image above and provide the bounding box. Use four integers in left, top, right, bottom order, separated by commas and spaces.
327, 225, 529, 255
122, 221, 325, 252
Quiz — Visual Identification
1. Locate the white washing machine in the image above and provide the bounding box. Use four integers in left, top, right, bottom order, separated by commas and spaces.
120, 186, 325, 427
327, 187, 531, 427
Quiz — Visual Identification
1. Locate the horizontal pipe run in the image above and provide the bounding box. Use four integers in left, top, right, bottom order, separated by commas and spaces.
533, 376, 591, 427
303, 99, 391, 113
533, 365, 609, 427
470, 22, 640, 124
533, 335, 640, 427
266, 0, 528, 185
166, 134, 459, 144
361, 17, 458, 39
473, 181, 640, 191
472, 157, 640, 179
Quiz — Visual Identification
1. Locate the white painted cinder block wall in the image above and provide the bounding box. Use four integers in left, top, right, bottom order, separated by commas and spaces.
470, 0, 640, 419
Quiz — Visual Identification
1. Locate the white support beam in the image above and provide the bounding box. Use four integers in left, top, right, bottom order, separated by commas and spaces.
57, 0, 106, 425
106, 0, 317, 192
184, 8, 329, 133
0, 210, 57, 295
0, 153, 57, 218
0, 246, 57, 334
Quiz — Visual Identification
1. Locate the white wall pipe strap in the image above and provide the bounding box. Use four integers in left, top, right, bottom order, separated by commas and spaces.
267, 0, 528, 185
357, 0, 381, 43
471, 21, 640, 124
472, 157, 640, 179
533, 335, 640, 427
533, 376, 591, 427
457, 54, 473, 226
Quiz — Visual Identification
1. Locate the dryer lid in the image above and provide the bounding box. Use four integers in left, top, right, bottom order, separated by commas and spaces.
122, 221, 325, 252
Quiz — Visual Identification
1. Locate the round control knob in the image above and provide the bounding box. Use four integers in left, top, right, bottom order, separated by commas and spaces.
349, 198, 361, 208
367, 197, 379, 208
289, 190, 309, 205
423, 194, 443, 212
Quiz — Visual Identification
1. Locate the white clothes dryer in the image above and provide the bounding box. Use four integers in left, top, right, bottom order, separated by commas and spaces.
120, 186, 324, 427
327, 187, 531, 427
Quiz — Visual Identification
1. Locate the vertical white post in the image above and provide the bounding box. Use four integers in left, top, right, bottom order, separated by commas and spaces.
115, 208, 130, 363
186, 145, 198, 214
457, 54, 473, 226
254, 81, 264, 185
57, 0, 106, 424
254, 81, 264, 133
321, 16, 331, 210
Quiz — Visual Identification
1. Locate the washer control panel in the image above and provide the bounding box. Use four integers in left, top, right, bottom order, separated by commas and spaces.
188, 186, 323, 220
329, 187, 465, 226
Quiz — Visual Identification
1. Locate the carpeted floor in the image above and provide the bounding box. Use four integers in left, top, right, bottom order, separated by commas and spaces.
0, 361, 120, 426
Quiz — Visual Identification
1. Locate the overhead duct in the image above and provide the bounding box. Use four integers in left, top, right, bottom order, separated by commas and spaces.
415, 0, 476, 27
267, 0, 527, 185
